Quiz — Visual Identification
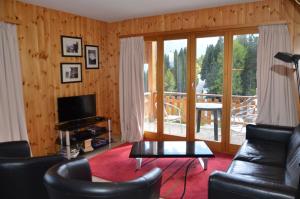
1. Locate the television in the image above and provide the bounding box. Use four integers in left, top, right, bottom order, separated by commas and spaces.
57, 94, 96, 123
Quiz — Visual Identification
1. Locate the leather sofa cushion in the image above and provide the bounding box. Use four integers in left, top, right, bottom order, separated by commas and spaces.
285, 126, 300, 188
285, 147, 300, 188
228, 160, 285, 184
246, 124, 293, 143
233, 140, 287, 167
287, 125, 300, 162
0, 141, 31, 158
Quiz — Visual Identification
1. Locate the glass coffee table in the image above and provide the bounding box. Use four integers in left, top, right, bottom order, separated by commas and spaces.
129, 141, 214, 170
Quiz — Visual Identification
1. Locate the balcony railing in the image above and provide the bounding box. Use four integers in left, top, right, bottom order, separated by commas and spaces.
144, 92, 257, 125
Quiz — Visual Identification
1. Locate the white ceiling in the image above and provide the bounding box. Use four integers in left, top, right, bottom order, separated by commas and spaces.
20, 0, 259, 22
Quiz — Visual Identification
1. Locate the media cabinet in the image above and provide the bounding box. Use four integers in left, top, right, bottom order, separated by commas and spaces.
55, 116, 112, 159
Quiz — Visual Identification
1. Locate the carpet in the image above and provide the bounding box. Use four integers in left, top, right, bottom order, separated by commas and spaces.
89, 144, 232, 199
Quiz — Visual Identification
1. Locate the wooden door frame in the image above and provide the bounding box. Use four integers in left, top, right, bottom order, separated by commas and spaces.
192, 31, 228, 153
226, 27, 258, 154
161, 35, 191, 140
144, 35, 191, 141
143, 27, 259, 154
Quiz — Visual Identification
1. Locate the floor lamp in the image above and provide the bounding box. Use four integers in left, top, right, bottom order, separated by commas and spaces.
274, 52, 300, 95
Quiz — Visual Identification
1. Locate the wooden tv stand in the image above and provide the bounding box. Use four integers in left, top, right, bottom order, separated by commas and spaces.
55, 116, 112, 159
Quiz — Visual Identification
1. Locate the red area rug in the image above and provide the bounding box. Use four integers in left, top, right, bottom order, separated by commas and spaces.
89, 144, 232, 199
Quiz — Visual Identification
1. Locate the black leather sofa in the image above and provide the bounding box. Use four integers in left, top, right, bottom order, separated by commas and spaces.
209, 124, 300, 199
44, 158, 162, 199
0, 141, 64, 199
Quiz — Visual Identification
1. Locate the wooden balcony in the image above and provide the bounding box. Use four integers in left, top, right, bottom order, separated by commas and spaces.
144, 92, 257, 145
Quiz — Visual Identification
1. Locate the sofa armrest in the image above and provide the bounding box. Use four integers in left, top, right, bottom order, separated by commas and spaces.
209, 171, 297, 199
44, 158, 162, 199
0, 141, 31, 158
246, 124, 294, 143
0, 155, 64, 199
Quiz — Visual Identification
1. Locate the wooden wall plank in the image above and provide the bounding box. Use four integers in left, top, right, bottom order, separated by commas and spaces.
14, 1, 108, 156
0, 0, 19, 24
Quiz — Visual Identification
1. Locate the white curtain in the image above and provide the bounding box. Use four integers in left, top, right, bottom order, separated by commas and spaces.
0, 22, 28, 142
256, 24, 298, 126
119, 36, 144, 142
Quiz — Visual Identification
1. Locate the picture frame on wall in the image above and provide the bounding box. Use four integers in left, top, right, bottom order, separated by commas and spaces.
85, 45, 100, 69
61, 36, 82, 57
60, 63, 82, 83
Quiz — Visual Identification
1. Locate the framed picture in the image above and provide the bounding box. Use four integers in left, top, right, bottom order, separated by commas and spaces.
60, 63, 82, 83
85, 45, 99, 69
61, 36, 82, 57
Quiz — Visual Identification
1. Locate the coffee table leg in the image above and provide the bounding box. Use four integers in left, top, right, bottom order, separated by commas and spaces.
136, 158, 143, 169
198, 158, 208, 170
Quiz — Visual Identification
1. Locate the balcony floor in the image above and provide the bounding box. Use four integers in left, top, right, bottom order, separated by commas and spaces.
144, 121, 245, 145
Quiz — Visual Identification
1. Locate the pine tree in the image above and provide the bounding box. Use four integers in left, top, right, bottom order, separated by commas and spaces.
164, 69, 176, 91
241, 35, 258, 95
200, 37, 224, 94
232, 38, 247, 95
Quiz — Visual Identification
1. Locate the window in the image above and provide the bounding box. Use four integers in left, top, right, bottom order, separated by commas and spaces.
195, 36, 224, 142
230, 33, 259, 145
144, 41, 158, 133
143, 28, 259, 153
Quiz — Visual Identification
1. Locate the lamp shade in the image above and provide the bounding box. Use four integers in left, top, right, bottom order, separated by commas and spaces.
274, 52, 294, 63
274, 52, 300, 65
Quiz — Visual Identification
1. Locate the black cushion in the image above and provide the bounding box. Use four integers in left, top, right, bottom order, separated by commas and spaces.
287, 126, 300, 160
246, 124, 293, 143
0, 140, 31, 157
233, 139, 287, 167
209, 171, 297, 199
209, 124, 299, 199
285, 126, 300, 188
228, 160, 285, 184
0, 141, 64, 199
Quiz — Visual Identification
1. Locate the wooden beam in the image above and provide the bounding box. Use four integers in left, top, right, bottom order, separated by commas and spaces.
119, 21, 287, 38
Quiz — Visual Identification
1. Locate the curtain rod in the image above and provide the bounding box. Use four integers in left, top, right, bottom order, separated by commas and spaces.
119, 20, 289, 38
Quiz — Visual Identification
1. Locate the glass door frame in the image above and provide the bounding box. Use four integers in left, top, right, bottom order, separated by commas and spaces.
144, 34, 192, 141
227, 28, 259, 154
143, 37, 160, 140
144, 27, 258, 154
191, 30, 229, 152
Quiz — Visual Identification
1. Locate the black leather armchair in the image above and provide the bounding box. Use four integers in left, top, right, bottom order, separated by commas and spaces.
209, 124, 300, 199
44, 158, 162, 199
0, 141, 64, 199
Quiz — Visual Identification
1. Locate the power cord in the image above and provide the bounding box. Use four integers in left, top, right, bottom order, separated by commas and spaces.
180, 158, 196, 199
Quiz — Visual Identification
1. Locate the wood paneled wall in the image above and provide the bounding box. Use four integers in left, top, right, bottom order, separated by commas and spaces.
291, 1, 300, 53
2, 1, 110, 156
0, 0, 19, 24
107, 0, 300, 136
1, 0, 299, 155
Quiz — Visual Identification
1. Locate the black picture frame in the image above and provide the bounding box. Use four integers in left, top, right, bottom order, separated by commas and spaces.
60, 63, 82, 84
85, 45, 100, 69
61, 36, 83, 57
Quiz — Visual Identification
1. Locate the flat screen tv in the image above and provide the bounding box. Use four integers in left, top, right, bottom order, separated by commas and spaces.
57, 94, 96, 123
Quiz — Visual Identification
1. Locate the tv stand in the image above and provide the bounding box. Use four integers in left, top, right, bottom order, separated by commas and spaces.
55, 116, 112, 159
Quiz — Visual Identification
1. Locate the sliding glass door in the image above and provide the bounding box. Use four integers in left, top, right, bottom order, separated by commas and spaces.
229, 32, 259, 150
143, 28, 259, 153
194, 36, 224, 144
144, 41, 158, 133
163, 39, 188, 138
